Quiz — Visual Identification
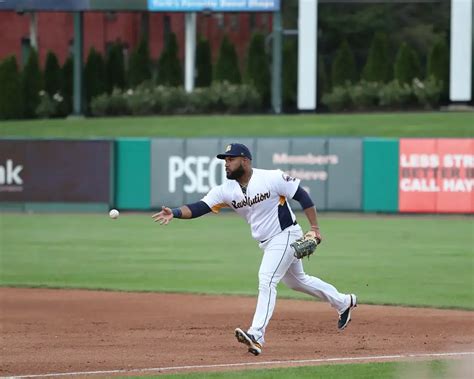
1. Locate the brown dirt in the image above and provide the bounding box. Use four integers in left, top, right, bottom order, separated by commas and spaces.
1, 288, 473, 377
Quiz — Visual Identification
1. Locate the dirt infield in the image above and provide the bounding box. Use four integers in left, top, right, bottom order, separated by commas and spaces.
1, 288, 473, 377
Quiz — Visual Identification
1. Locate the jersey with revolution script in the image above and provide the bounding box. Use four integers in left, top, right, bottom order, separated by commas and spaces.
201, 168, 301, 242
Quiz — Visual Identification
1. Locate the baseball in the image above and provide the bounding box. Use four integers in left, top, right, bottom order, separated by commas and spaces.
109, 209, 119, 219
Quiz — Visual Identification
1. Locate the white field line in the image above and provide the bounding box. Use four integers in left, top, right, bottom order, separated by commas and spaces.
3, 351, 473, 378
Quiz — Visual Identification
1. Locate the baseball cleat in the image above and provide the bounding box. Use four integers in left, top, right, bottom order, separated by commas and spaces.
234, 328, 262, 356
338, 294, 357, 330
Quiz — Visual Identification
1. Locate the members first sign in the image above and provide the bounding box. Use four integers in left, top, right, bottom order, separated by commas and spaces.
399, 139, 474, 213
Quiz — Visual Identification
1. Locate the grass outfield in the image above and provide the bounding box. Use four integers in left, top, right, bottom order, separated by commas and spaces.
0, 112, 473, 138
1, 212, 472, 309
153, 359, 469, 379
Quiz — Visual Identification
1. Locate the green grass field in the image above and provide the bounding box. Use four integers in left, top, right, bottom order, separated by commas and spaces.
153, 359, 468, 379
1, 212, 472, 309
0, 112, 473, 138
1, 112, 472, 378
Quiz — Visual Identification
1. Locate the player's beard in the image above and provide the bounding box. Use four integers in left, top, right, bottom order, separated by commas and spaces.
227, 163, 245, 180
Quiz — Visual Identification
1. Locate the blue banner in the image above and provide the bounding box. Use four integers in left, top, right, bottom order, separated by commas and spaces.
148, 0, 279, 12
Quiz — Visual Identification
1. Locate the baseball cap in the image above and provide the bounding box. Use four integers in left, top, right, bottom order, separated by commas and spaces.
216, 143, 252, 160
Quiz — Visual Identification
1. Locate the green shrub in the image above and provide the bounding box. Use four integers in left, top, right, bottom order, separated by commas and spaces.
214, 35, 241, 84
362, 32, 392, 83
378, 80, 413, 108
35, 91, 64, 118
321, 85, 352, 112
125, 87, 155, 116
412, 77, 442, 109
44, 51, 62, 96
106, 42, 126, 92
157, 33, 182, 86
84, 47, 106, 105
427, 38, 449, 102
331, 40, 357, 87
394, 42, 422, 84
348, 81, 382, 110
128, 36, 151, 87
195, 37, 212, 87
0, 55, 23, 119
160, 86, 187, 113
90, 88, 128, 116
21, 49, 42, 118
245, 32, 270, 107
188, 87, 213, 113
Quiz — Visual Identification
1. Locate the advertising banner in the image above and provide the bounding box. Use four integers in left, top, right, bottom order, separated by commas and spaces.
147, 0, 280, 12
150, 138, 363, 211
399, 138, 474, 213
0, 140, 112, 203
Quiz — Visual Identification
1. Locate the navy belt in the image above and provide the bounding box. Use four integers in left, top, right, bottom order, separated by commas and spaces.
260, 220, 297, 244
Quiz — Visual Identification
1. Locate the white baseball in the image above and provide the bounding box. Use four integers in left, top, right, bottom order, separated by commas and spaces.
109, 209, 119, 219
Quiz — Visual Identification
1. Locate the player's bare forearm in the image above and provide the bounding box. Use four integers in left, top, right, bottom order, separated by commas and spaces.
303, 206, 322, 242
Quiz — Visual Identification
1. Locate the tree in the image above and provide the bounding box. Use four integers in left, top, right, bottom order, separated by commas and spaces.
128, 36, 151, 87
282, 39, 297, 110
245, 32, 270, 107
318, 55, 331, 106
362, 32, 392, 83
157, 32, 182, 86
195, 37, 212, 87
106, 42, 126, 92
61, 55, 73, 115
44, 51, 62, 96
427, 38, 449, 101
0, 56, 23, 119
21, 48, 42, 118
214, 35, 241, 84
331, 40, 357, 87
84, 47, 106, 105
394, 42, 422, 84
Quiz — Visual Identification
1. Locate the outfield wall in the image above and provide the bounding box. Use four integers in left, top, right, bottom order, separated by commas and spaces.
1, 138, 472, 213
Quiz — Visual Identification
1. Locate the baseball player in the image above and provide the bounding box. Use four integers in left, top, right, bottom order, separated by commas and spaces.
152, 143, 357, 356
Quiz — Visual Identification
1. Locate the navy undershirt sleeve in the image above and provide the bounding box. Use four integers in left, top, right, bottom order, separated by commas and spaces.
292, 186, 314, 210
186, 201, 212, 218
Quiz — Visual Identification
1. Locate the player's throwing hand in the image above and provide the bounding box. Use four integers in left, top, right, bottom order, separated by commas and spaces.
152, 206, 173, 225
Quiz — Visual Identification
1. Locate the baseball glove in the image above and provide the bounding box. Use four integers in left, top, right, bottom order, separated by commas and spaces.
291, 232, 319, 259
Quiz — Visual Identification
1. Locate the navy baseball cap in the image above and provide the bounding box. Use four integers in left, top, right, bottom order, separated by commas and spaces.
216, 143, 252, 160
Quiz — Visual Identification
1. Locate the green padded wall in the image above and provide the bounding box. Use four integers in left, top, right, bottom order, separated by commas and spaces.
363, 138, 399, 212
115, 138, 150, 210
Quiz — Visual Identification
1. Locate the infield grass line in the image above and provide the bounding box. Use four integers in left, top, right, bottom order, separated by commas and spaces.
5, 351, 474, 378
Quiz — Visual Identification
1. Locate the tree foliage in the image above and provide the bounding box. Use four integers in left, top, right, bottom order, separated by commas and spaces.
394, 42, 422, 84
427, 38, 449, 101
84, 47, 107, 104
282, 39, 297, 110
331, 40, 357, 87
128, 36, 151, 87
44, 51, 62, 96
214, 35, 241, 84
157, 32, 182, 86
106, 42, 126, 92
0, 56, 23, 119
362, 32, 392, 83
21, 49, 42, 118
245, 32, 270, 107
61, 55, 73, 115
195, 37, 212, 87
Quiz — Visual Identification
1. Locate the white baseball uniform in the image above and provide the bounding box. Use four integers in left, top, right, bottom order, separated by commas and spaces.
202, 168, 352, 344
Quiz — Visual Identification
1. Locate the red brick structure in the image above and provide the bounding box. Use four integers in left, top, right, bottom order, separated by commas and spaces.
0, 11, 272, 67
